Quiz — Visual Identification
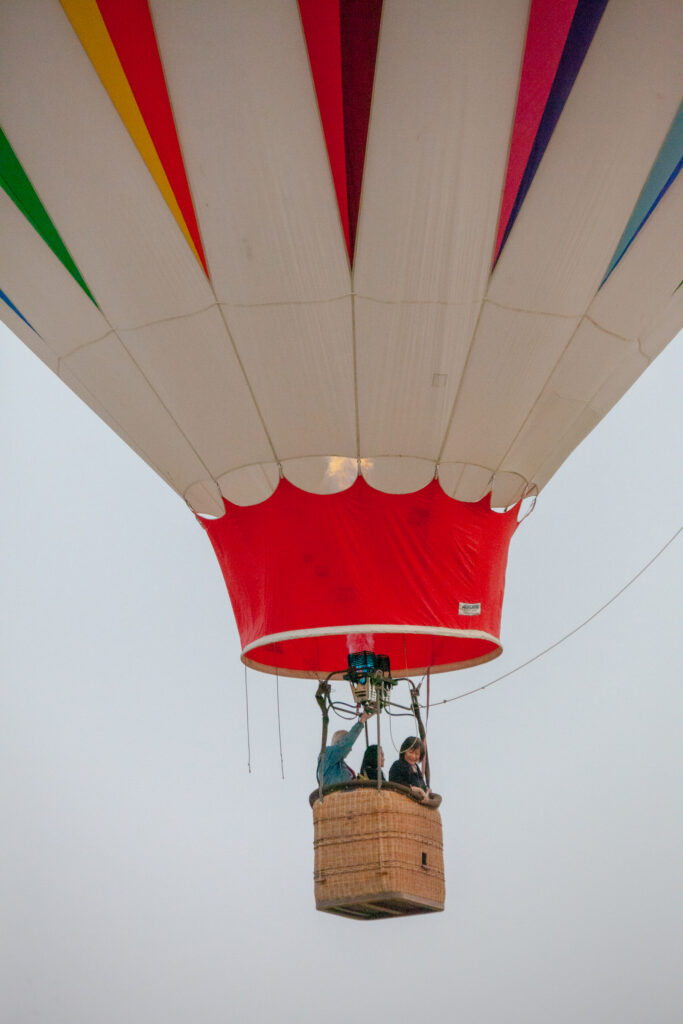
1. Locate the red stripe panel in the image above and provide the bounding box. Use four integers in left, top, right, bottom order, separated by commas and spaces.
340, 0, 382, 262
299, 0, 350, 256
96, 0, 208, 274
493, 0, 578, 264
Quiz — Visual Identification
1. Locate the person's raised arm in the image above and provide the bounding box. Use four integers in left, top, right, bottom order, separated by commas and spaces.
329, 711, 373, 762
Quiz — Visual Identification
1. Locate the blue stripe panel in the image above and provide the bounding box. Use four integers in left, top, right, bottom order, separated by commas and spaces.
497, 0, 609, 261
0, 287, 36, 333
601, 102, 683, 285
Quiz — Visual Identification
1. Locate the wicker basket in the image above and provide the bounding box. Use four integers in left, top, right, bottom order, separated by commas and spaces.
312, 786, 445, 920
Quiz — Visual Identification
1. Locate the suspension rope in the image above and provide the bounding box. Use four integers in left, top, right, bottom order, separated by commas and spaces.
424, 667, 431, 787
244, 662, 252, 773
275, 670, 285, 780
432, 526, 682, 709
315, 680, 332, 801
388, 707, 398, 753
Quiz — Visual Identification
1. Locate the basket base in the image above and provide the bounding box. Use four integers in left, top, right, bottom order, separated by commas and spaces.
316, 890, 444, 920
313, 787, 445, 920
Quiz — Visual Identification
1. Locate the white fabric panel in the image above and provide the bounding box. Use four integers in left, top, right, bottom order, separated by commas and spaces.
364, 457, 435, 494
62, 336, 215, 495
640, 288, 683, 362
588, 177, 683, 342
151, 0, 350, 306
119, 306, 274, 478
532, 407, 603, 494
531, 356, 650, 493
500, 319, 646, 482
285, 456, 357, 495
355, 0, 528, 301
489, 0, 683, 317
441, 303, 578, 469
57, 360, 187, 495
439, 464, 493, 503
355, 297, 478, 458
223, 300, 355, 461
0, 192, 108, 356
0, 0, 213, 329
490, 473, 527, 509
218, 464, 279, 507
183, 480, 225, 518
532, 312, 661, 491
501, 392, 587, 487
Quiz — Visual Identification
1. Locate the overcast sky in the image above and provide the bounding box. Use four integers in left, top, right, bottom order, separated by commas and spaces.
1, 322, 681, 1024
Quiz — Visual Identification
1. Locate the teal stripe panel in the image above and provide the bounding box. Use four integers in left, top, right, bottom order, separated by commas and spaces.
602, 102, 683, 284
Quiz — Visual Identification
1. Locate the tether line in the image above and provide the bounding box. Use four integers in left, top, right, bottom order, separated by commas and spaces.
431, 526, 682, 708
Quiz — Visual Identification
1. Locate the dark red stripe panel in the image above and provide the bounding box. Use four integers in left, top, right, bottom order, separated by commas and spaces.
299, 0, 382, 264
340, 0, 382, 261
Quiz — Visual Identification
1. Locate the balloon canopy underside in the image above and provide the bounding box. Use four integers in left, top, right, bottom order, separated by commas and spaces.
0, 0, 680, 516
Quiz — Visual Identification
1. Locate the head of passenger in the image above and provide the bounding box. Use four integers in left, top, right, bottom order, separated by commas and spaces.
331, 729, 349, 745
360, 744, 385, 780
399, 736, 425, 765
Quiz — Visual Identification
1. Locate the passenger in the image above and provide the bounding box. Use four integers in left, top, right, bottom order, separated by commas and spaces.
359, 744, 385, 782
389, 736, 431, 800
317, 711, 374, 786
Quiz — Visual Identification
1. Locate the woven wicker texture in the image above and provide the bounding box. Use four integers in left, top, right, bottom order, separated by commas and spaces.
313, 788, 445, 918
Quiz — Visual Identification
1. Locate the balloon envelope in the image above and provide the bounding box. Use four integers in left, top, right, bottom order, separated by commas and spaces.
0, 0, 680, 674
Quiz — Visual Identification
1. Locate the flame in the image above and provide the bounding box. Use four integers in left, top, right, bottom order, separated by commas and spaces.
325, 456, 373, 490
346, 633, 374, 654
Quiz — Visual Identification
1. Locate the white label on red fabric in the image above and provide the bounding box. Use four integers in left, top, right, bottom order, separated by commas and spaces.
458, 602, 481, 616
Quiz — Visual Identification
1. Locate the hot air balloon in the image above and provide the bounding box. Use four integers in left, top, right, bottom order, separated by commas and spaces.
1, 0, 681, 917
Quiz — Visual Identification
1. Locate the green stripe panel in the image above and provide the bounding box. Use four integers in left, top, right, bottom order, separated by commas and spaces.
0, 125, 96, 303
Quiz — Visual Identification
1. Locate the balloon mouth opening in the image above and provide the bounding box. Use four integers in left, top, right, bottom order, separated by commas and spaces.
240, 627, 502, 679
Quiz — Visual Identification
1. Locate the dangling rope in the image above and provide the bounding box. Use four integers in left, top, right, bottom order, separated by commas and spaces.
244, 662, 252, 774
275, 670, 285, 780
432, 526, 682, 709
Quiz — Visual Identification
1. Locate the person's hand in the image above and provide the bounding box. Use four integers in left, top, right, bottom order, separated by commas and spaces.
359, 709, 375, 724
411, 786, 426, 799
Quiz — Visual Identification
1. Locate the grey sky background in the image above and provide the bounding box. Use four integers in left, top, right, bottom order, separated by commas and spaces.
1, 321, 681, 1024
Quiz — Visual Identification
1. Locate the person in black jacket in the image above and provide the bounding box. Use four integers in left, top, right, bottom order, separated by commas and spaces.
389, 736, 430, 799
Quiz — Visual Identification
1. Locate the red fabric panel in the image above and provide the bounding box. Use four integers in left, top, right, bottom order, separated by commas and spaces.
298, 0, 350, 255
340, 0, 382, 261
493, 0, 578, 264
201, 478, 518, 678
96, 0, 208, 274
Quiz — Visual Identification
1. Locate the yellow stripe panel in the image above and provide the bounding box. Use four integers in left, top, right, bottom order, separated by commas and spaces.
60, 0, 202, 267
